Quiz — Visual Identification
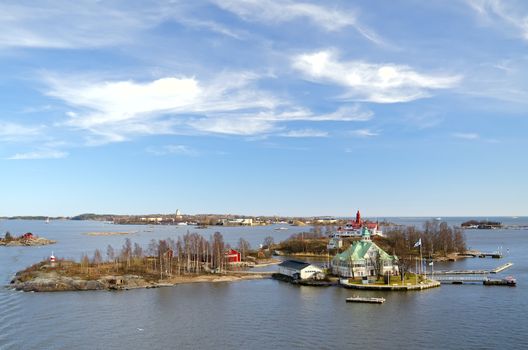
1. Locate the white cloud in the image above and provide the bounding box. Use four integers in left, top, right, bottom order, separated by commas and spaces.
8, 150, 68, 160
310, 105, 373, 122
0, 2, 153, 49
452, 132, 480, 140
146, 144, 198, 156
213, 0, 385, 44
0, 1, 243, 49
467, 0, 528, 41
349, 129, 379, 137
45, 72, 372, 141
189, 117, 278, 135
293, 50, 461, 103
45, 72, 280, 140
280, 129, 328, 138
0, 122, 41, 141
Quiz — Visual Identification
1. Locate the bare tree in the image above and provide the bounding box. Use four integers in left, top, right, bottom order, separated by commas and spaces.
262, 236, 274, 251
237, 238, 251, 260
92, 249, 103, 266
211, 232, 225, 272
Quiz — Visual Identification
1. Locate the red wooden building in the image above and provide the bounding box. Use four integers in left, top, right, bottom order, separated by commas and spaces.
225, 249, 241, 263
21, 232, 34, 240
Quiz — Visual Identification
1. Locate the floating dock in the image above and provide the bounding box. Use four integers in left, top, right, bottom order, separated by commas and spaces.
459, 252, 503, 259
346, 296, 386, 304
491, 263, 513, 273
431, 275, 516, 286
433, 262, 513, 275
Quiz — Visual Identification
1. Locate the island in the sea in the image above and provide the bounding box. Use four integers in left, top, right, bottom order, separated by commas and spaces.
461, 220, 502, 229
10, 233, 277, 292
10, 218, 470, 292
0, 232, 56, 246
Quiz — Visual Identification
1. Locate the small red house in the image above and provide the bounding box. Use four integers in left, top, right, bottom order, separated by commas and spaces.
225, 249, 241, 263
21, 232, 34, 240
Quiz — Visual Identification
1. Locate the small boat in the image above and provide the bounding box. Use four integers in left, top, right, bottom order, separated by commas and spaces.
45, 217, 50, 224
346, 296, 386, 304
274, 227, 289, 231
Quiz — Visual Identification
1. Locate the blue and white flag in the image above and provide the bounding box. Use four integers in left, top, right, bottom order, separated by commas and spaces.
413, 238, 422, 248
429, 261, 434, 266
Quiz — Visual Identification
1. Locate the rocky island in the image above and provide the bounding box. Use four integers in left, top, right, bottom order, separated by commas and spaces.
461, 220, 502, 229
10, 260, 270, 292
0, 232, 56, 246
9, 233, 276, 292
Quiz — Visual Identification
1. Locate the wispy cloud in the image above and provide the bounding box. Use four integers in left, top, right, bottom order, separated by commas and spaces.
0, 1, 244, 49
279, 129, 328, 138
0, 122, 42, 141
0, 2, 154, 49
7, 149, 68, 160
293, 50, 461, 103
349, 129, 379, 137
146, 144, 198, 156
213, 0, 385, 44
45, 72, 279, 140
452, 132, 480, 140
467, 0, 528, 41
45, 72, 372, 142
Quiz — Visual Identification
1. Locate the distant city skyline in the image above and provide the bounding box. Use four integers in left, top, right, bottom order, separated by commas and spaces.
0, 1, 527, 217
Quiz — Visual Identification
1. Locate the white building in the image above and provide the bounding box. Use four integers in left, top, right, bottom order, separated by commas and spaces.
331, 228, 399, 279
278, 260, 325, 280
222, 218, 253, 226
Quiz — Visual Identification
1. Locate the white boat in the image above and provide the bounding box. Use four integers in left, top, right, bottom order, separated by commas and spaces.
45, 217, 50, 224
274, 227, 289, 231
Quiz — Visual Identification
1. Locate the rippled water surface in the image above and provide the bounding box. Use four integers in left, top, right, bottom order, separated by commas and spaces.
1, 218, 527, 349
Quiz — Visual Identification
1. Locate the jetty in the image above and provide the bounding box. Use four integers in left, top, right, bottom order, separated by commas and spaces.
433, 263, 513, 275
340, 279, 440, 291
431, 275, 516, 286
346, 296, 386, 304
458, 251, 503, 259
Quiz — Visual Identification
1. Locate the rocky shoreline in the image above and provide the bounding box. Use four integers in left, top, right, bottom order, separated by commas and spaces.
9, 265, 270, 292
0, 237, 56, 246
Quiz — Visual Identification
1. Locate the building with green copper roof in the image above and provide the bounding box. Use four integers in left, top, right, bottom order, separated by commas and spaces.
331, 227, 399, 279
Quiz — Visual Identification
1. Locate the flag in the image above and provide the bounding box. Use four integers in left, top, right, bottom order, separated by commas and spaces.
413, 238, 422, 248
429, 261, 434, 266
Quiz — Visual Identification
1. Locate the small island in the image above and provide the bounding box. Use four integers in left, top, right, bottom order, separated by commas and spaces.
461, 220, 502, 229
10, 233, 277, 292
0, 232, 56, 247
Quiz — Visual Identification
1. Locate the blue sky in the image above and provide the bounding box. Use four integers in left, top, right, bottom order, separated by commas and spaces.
1, 0, 527, 217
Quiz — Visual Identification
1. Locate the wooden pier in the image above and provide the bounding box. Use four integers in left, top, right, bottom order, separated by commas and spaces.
432, 275, 516, 286
433, 263, 513, 275
459, 251, 503, 259
491, 263, 513, 273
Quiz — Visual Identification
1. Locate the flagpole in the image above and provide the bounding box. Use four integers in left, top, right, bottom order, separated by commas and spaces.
420, 239, 423, 278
